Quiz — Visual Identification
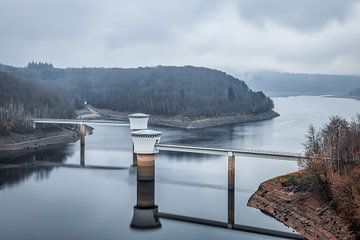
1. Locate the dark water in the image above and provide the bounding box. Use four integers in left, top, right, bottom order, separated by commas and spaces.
1, 96, 360, 240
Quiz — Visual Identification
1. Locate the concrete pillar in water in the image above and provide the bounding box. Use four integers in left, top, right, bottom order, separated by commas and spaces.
130, 180, 161, 229
130, 129, 161, 229
80, 123, 86, 146
132, 146, 137, 166
137, 154, 156, 181
227, 152, 235, 227
131, 129, 161, 181
128, 113, 150, 167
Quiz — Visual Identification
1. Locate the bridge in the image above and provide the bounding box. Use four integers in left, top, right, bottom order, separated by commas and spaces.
29, 112, 307, 239
156, 143, 304, 160
32, 118, 130, 126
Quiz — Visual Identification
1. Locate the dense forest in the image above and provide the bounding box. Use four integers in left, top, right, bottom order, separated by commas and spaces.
244, 70, 360, 96
0, 63, 274, 120
298, 116, 360, 237
0, 70, 74, 133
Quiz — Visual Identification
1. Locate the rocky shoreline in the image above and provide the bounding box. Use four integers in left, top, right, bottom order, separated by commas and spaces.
98, 109, 280, 129
247, 173, 355, 240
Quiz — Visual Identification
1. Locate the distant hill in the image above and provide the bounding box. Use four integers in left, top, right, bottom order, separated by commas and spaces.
0, 71, 74, 118
0, 64, 275, 119
349, 87, 360, 98
243, 70, 360, 97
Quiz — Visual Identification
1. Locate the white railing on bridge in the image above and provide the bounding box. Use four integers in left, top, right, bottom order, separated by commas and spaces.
156, 143, 305, 161
32, 118, 130, 126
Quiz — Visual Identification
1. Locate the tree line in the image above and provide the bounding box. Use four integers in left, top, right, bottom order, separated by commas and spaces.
0, 64, 274, 118
0, 71, 74, 133
301, 116, 360, 236
0, 64, 275, 133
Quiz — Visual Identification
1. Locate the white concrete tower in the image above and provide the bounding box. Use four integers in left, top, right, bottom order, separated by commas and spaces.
131, 129, 161, 180
128, 113, 150, 166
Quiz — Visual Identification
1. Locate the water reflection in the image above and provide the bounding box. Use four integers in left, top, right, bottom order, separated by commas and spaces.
0, 146, 72, 190
2, 97, 359, 240
158, 151, 219, 163
130, 152, 236, 230
160, 124, 237, 145
80, 144, 85, 167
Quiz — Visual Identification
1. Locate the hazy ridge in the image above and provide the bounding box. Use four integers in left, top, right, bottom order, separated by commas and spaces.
0, 63, 275, 120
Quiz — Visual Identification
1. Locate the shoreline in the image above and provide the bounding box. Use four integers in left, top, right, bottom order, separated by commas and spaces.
247, 172, 355, 240
323, 94, 360, 101
0, 128, 81, 160
0, 108, 279, 159
98, 109, 280, 129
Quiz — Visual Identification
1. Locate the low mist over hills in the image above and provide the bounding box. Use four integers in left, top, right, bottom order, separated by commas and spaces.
0, 63, 274, 119
243, 71, 360, 96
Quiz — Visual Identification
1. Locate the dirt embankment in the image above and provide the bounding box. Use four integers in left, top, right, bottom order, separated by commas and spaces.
98, 109, 279, 129
0, 128, 80, 159
247, 174, 356, 240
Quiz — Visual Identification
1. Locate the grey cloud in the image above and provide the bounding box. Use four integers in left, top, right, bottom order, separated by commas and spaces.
0, 0, 100, 40
0, 0, 359, 75
102, 0, 215, 48
234, 0, 358, 31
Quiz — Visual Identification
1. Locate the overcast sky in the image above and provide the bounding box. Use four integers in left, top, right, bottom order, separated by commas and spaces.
0, 0, 359, 75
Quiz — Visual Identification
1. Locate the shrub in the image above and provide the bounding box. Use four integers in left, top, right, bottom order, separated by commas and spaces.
0, 101, 32, 133
302, 115, 360, 236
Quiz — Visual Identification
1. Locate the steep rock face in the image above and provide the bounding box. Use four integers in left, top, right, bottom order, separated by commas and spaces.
248, 177, 355, 240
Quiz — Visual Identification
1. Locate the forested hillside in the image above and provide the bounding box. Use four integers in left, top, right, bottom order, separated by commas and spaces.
0, 63, 275, 119
0, 71, 74, 117
0, 70, 74, 133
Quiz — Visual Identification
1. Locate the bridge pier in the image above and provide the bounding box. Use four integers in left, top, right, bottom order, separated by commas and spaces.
80, 123, 86, 146
130, 179, 161, 229
130, 129, 162, 229
128, 113, 150, 167
227, 152, 235, 227
131, 130, 161, 181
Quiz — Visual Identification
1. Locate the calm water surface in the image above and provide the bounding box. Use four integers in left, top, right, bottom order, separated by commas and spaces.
1, 96, 360, 240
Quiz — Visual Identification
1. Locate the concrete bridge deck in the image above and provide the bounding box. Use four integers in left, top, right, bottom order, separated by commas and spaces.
156, 144, 304, 161
32, 118, 130, 126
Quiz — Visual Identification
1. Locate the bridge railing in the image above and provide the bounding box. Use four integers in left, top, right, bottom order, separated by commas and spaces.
156, 143, 305, 161
32, 118, 130, 126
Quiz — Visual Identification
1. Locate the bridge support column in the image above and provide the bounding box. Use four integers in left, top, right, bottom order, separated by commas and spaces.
137, 154, 155, 181
228, 152, 235, 227
133, 145, 138, 166
131, 130, 161, 181
80, 123, 86, 146
130, 179, 161, 229
130, 129, 162, 229
128, 113, 150, 167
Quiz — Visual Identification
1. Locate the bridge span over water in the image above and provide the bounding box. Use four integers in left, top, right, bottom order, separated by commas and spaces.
29, 113, 306, 239
32, 118, 130, 127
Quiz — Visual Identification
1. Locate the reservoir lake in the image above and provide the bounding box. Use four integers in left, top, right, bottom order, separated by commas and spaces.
1, 96, 360, 240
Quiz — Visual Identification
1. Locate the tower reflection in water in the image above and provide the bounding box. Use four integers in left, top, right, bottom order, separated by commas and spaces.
80, 144, 85, 167
130, 179, 161, 229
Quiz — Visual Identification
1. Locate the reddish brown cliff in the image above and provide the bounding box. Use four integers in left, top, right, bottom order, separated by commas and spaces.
248, 174, 356, 240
